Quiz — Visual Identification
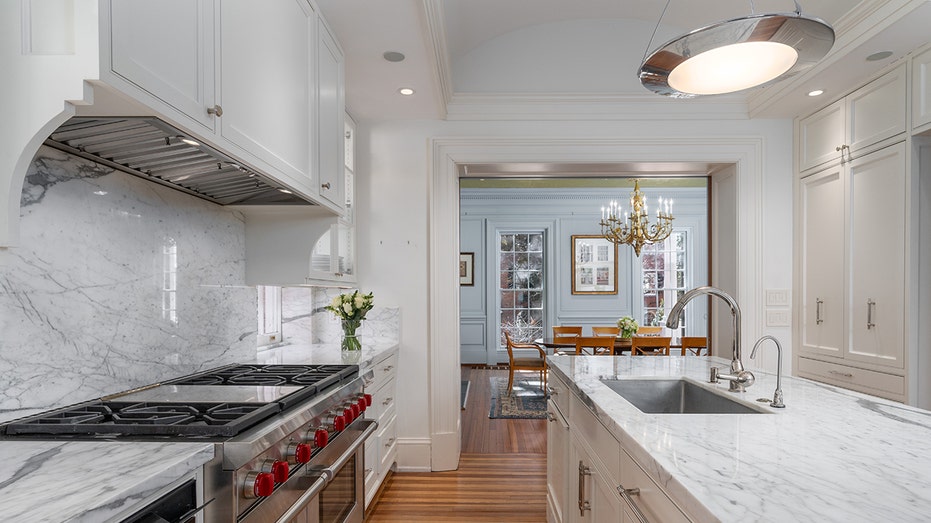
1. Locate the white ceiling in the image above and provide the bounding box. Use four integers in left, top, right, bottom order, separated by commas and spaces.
317, 0, 931, 122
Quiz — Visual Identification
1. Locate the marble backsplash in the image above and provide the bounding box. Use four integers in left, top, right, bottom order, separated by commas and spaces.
280, 287, 399, 345
0, 146, 256, 422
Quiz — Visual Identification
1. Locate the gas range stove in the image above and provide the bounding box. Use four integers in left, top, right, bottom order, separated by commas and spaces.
0, 363, 376, 522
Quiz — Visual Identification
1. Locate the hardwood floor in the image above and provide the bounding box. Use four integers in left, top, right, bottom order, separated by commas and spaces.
364, 366, 548, 522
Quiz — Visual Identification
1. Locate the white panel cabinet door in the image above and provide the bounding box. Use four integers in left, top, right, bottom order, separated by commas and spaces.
847, 143, 907, 369
108, 0, 215, 131
546, 402, 569, 523
798, 99, 844, 173
316, 20, 345, 207
568, 437, 623, 523
219, 0, 316, 189
913, 46, 931, 131
798, 166, 846, 359
846, 65, 907, 154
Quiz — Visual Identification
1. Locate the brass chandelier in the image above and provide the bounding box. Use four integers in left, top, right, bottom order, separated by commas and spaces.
599, 180, 674, 257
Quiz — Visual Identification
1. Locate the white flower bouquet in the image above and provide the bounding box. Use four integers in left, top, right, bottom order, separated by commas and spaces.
326, 290, 374, 350
617, 316, 639, 339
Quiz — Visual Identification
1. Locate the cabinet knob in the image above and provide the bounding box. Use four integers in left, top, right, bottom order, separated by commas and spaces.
321, 182, 331, 190
207, 105, 223, 117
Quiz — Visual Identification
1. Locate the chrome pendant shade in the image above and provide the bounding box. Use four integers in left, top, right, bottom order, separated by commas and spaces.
639, 5, 835, 98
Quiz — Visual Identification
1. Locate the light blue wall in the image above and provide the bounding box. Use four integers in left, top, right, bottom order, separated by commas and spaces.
459, 186, 708, 364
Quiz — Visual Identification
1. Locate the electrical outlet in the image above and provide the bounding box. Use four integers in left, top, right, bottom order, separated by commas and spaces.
765, 289, 790, 307
766, 310, 790, 327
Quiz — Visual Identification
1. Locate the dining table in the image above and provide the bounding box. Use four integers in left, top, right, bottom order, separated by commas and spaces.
534, 336, 683, 355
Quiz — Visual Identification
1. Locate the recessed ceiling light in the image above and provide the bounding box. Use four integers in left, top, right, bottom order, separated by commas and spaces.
383, 51, 405, 62
808, 89, 824, 97
398, 88, 415, 96
866, 51, 893, 62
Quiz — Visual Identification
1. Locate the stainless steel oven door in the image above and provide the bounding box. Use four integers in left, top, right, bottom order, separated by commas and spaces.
275, 419, 376, 523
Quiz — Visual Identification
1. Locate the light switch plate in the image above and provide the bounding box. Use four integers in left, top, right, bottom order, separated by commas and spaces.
765, 289, 791, 307
766, 309, 791, 327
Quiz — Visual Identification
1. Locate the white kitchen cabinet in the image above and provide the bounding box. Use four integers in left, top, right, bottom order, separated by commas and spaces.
912, 46, 931, 132
798, 64, 907, 173
795, 142, 908, 400
107, 0, 216, 132
218, 0, 316, 189
316, 19, 345, 208
569, 434, 622, 523
546, 379, 569, 523
363, 350, 398, 509
798, 165, 845, 359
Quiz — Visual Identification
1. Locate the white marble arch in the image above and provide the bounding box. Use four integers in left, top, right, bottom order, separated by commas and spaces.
427, 136, 765, 471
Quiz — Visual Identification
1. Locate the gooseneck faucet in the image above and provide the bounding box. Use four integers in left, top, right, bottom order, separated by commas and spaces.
750, 335, 786, 408
666, 286, 755, 392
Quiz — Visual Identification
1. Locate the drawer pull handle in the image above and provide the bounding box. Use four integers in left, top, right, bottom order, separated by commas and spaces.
321, 182, 331, 190
384, 437, 395, 448
578, 461, 591, 516
829, 370, 854, 378
546, 411, 557, 422
867, 299, 876, 330
383, 365, 394, 372
815, 298, 824, 325
546, 386, 558, 396
617, 484, 651, 523
207, 104, 223, 117
382, 397, 393, 406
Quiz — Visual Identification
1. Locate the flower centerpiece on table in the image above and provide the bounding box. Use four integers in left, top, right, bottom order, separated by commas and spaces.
617, 316, 639, 339
326, 290, 374, 351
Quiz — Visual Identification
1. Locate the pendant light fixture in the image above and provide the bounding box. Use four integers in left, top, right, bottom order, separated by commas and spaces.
639, 1, 834, 98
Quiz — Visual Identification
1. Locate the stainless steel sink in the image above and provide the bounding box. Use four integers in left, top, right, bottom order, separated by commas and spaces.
601, 378, 766, 414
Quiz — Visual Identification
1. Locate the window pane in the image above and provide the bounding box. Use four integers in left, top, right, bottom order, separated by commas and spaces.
499, 230, 545, 344
528, 234, 543, 252
501, 235, 514, 252
500, 253, 514, 271
641, 229, 689, 328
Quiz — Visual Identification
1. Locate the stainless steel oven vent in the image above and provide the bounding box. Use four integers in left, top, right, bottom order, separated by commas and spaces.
44, 117, 314, 206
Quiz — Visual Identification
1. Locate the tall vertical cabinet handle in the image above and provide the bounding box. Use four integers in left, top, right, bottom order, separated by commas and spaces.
867, 299, 876, 329
815, 298, 824, 325
617, 484, 651, 523
578, 461, 591, 516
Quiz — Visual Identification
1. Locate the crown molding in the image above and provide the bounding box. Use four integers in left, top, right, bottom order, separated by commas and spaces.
445, 92, 749, 121
421, 0, 453, 118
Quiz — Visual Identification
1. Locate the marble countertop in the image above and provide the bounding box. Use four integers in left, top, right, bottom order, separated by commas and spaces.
548, 354, 931, 522
2, 339, 399, 522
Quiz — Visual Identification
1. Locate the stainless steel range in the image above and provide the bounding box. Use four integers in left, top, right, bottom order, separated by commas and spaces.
1, 363, 376, 523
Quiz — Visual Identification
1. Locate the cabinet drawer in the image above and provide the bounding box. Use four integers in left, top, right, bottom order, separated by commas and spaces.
569, 392, 619, 483
797, 357, 905, 400
377, 415, 398, 472
371, 352, 398, 387
619, 450, 691, 523
371, 376, 396, 422
548, 373, 570, 419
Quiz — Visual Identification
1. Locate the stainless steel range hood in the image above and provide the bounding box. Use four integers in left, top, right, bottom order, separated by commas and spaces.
44, 117, 314, 206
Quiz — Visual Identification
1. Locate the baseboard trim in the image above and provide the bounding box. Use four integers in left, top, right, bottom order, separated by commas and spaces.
396, 437, 432, 471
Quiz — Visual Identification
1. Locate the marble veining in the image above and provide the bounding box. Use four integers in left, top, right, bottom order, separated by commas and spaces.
280, 286, 400, 345
0, 440, 214, 522
0, 146, 256, 423
548, 355, 931, 522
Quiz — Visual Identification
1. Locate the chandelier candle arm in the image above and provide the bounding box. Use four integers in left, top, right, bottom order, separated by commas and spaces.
599, 179, 674, 257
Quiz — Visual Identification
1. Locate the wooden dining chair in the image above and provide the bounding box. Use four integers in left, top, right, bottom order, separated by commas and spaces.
636, 326, 663, 336
591, 326, 620, 337
552, 326, 582, 344
574, 336, 616, 356
631, 336, 672, 356
680, 336, 710, 356
503, 331, 547, 395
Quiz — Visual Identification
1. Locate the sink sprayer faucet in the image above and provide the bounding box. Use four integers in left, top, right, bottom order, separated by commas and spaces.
666, 286, 755, 392
750, 335, 786, 408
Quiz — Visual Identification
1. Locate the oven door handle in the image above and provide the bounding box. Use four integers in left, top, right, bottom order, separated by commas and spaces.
321, 419, 378, 482
274, 474, 327, 523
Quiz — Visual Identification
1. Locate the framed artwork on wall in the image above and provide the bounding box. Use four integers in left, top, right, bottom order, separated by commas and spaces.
571, 235, 617, 294
459, 252, 474, 286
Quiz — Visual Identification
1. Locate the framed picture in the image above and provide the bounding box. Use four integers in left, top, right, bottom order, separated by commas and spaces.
459, 252, 474, 286
571, 235, 617, 294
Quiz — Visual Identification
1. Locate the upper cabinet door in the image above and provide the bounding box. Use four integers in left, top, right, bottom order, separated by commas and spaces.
317, 20, 345, 208
108, 0, 216, 131
798, 99, 845, 173
847, 143, 907, 369
846, 64, 907, 154
219, 0, 316, 189
913, 46, 931, 132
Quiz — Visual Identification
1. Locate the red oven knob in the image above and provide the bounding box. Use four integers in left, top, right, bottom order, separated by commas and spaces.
333, 414, 346, 432
271, 460, 289, 483
313, 428, 329, 449
343, 407, 354, 424
364, 393, 372, 407
357, 397, 367, 413
243, 471, 275, 498
288, 442, 312, 464
350, 403, 361, 419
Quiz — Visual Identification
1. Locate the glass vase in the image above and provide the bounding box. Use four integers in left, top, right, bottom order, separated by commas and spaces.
341, 319, 362, 351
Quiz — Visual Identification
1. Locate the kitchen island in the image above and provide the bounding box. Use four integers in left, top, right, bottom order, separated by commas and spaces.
548, 354, 931, 522
0, 340, 399, 522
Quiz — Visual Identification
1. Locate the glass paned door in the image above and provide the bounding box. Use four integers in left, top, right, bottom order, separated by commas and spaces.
498, 232, 544, 346
641, 230, 689, 329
